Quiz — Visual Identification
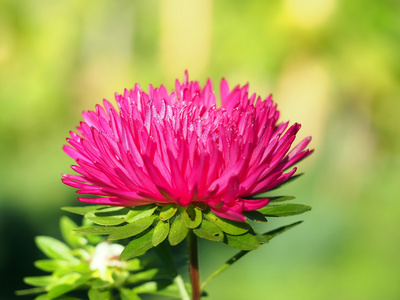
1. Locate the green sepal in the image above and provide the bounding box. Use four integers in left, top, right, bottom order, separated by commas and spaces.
182, 206, 202, 229
119, 288, 141, 300
35, 236, 78, 263
193, 219, 224, 242
120, 228, 155, 260
204, 210, 249, 235
108, 215, 155, 241
85, 208, 127, 226
159, 204, 178, 221
61, 205, 106, 216
168, 215, 188, 246
74, 226, 116, 235
224, 232, 262, 250
258, 203, 311, 217
152, 220, 170, 246
242, 211, 268, 223
268, 196, 296, 202
126, 204, 157, 223
34, 259, 69, 272
88, 288, 111, 300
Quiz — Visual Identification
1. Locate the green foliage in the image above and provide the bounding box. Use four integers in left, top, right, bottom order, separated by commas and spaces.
17, 216, 179, 300
51, 191, 311, 297
258, 203, 312, 217
61, 193, 311, 255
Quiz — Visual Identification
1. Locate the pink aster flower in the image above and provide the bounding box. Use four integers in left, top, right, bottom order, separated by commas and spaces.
62, 72, 312, 222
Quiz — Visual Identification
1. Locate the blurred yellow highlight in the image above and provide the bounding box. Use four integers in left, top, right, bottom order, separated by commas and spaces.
284, 0, 336, 28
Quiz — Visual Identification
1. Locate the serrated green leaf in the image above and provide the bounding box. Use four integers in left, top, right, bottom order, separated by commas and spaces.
125, 204, 157, 223
182, 206, 202, 229
24, 276, 56, 287
159, 204, 178, 220
88, 288, 111, 300
34, 259, 69, 272
242, 211, 268, 223
119, 288, 141, 300
152, 220, 170, 246
108, 215, 155, 241
61, 205, 107, 215
193, 219, 224, 242
204, 211, 249, 235
60, 217, 87, 248
268, 196, 296, 202
74, 226, 116, 235
120, 228, 155, 260
224, 232, 262, 250
168, 215, 188, 246
35, 236, 78, 263
262, 221, 303, 241
258, 203, 311, 217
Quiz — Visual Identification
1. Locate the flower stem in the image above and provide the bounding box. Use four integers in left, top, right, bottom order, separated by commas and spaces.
188, 231, 200, 300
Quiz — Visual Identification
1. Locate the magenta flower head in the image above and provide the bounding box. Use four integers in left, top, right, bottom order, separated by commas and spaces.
62, 72, 312, 222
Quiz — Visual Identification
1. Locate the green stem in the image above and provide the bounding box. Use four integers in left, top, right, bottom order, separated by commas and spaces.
174, 273, 190, 300
188, 231, 201, 300
201, 250, 249, 291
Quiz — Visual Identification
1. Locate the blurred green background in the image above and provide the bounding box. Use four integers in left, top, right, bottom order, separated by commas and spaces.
1, 0, 399, 299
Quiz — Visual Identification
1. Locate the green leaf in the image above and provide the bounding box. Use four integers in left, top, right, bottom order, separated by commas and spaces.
24, 276, 55, 287
74, 226, 116, 235
224, 232, 262, 250
159, 204, 178, 221
262, 221, 303, 242
108, 215, 155, 241
168, 215, 188, 246
47, 284, 74, 299
85, 214, 126, 226
193, 219, 224, 242
120, 228, 155, 260
125, 204, 157, 223
119, 288, 141, 300
34, 259, 69, 272
182, 206, 202, 229
88, 288, 111, 300
61, 205, 106, 216
242, 211, 268, 223
268, 196, 296, 202
258, 203, 311, 217
60, 216, 87, 248
127, 268, 162, 284
15, 287, 46, 296
152, 220, 170, 246
35, 236, 78, 263
204, 211, 249, 235
35, 294, 51, 300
